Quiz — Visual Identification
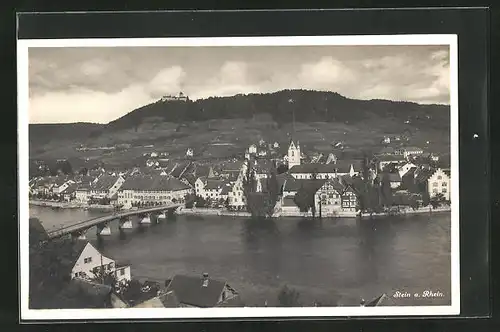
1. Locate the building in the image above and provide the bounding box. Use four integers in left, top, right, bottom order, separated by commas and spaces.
117, 174, 193, 209
89, 175, 125, 200
397, 162, 417, 178
160, 92, 188, 102
377, 154, 407, 171
396, 146, 424, 159
165, 273, 239, 308
287, 140, 301, 168
227, 178, 246, 210
195, 178, 229, 201
248, 144, 257, 155
426, 168, 451, 201
289, 163, 337, 180
281, 177, 326, 215
60, 240, 131, 284
186, 148, 194, 157
75, 184, 90, 203
378, 172, 402, 189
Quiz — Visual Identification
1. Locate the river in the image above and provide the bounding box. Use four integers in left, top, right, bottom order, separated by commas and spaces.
29, 205, 451, 307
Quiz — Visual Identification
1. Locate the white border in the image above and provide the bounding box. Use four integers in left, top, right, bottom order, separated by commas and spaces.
18, 35, 460, 321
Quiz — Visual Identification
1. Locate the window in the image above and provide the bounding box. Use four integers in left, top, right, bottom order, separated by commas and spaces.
75, 272, 79, 277
433, 182, 438, 187
442, 188, 447, 193
437, 176, 442, 180
84, 257, 92, 264
108, 262, 114, 270
433, 189, 438, 193
442, 182, 447, 187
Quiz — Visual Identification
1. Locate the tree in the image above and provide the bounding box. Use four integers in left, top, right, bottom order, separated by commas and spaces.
380, 173, 393, 208
422, 191, 431, 207
195, 195, 206, 208
294, 184, 316, 218
277, 163, 289, 174
278, 285, 301, 307
91, 267, 119, 290
184, 193, 196, 208
224, 197, 230, 209
430, 193, 445, 208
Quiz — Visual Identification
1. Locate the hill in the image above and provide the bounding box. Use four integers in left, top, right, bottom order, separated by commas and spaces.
102, 89, 449, 133
29, 122, 104, 146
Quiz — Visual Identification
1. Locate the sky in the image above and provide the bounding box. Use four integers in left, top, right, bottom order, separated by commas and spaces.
28, 45, 450, 124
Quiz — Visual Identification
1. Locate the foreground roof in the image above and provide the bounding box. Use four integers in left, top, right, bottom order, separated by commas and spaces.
166, 274, 228, 307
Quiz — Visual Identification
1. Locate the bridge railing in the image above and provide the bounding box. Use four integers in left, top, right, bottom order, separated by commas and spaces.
47, 204, 180, 236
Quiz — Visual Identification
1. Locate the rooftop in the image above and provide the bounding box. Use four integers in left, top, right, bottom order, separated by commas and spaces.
121, 174, 191, 192
166, 274, 229, 308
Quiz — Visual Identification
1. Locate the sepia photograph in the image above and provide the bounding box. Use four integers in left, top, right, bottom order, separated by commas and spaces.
18, 35, 459, 320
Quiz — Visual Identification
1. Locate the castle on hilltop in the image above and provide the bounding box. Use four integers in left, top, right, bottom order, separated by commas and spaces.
160, 92, 189, 102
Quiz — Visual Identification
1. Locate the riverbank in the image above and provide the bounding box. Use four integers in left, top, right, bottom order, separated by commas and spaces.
177, 207, 252, 217
360, 206, 451, 218
29, 200, 114, 212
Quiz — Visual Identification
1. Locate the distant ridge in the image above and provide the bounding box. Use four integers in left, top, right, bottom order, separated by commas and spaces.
29, 89, 450, 143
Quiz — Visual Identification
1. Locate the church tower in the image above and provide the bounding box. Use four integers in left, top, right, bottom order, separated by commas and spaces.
288, 140, 301, 168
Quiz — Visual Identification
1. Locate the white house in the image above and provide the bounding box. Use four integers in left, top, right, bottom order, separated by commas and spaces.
186, 148, 194, 157
69, 240, 131, 284
427, 168, 451, 201
248, 144, 257, 154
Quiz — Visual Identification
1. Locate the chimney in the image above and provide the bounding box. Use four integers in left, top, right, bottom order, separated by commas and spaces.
202, 273, 209, 287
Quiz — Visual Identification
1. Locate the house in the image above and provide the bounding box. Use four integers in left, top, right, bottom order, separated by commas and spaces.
227, 178, 246, 210
150, 152, 159, 158
397, 162, 417, 178
287, 140, 301, 168
375, 147, 396, 156
117, 174, 193, 209
426, 168, 451, 201
186, 148, 194, 157
52, 178, 76, 195
89, 175, 125, 200
396, 146, 424, 159
281, 178, 326, 215
75, 184, 91, 203
146, 159, 159, 168
202, 179, 227, 201
248, 144, 257, 155
52, 239, 131, 284
289, 164, 337, 180
378, 172, 402, 189
273, 141, 280, 149
377, 154, 407, 171
334, 160, 362, 177
165, 273, 239, 308
61, 183, 78, 201
382, 136, 391, 144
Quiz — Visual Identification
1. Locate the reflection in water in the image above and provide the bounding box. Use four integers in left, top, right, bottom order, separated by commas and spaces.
29, 206, 452, 307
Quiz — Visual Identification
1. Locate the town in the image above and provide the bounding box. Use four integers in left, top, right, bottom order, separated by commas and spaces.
29, 135, 451, 218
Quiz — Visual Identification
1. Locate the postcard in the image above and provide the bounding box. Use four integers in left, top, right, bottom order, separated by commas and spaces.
18, 34, 459, 320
